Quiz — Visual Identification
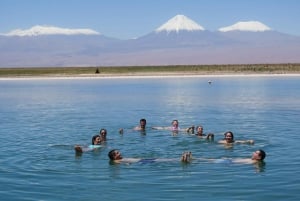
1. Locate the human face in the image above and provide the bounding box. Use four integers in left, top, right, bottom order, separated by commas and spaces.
100, 130, 107, 139
172, 120, 179, 128
197, 127, 203, 134
94, 136, 102, 145
114, 150, 122, 160
225, 133, 233, 142
140, 121, 146, 129
252, 151, 261, 160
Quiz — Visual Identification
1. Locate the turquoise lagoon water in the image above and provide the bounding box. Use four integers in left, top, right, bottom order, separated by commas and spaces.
0, 75, 300, 201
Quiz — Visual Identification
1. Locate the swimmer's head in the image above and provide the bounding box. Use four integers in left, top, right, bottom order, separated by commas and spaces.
92, 135, 102, 145
99, 128, 107, 138
172, 120, 179, 128
224, 131, 234, 142
140, 118, 147, 129
108, 149, 122, 160
252, 149, 266, 161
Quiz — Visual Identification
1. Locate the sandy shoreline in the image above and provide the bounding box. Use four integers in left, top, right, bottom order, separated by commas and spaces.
1, 72, 300, 80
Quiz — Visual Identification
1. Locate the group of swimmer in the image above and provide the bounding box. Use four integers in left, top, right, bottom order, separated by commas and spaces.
75, 118, 266, 165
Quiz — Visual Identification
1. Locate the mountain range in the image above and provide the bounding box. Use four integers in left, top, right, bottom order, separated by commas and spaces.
1, 15, 300, 67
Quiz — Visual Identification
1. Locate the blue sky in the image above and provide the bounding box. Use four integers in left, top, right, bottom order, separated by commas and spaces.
1, 0, 300, 39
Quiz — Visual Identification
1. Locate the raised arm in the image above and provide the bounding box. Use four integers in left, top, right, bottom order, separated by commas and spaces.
181, 151, 192, 162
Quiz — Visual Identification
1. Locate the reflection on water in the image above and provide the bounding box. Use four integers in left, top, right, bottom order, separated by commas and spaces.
0, 76, 300, 201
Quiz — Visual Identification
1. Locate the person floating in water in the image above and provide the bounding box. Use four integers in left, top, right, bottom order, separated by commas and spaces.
119, 118, 147, 134
134, 118, 147, 131
152, 119, 194, 133
194, 149, 266, 165
108, 149, 192, 164
74, 134, 103, 154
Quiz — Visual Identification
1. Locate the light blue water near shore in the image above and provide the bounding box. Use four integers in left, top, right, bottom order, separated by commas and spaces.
1, 76, 300, 201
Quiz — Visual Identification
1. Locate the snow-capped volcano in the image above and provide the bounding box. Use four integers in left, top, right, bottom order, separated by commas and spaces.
3, 25, 100, 36
218, 21, 271, 32
155, 15, 205, 33
1, 16, 299, 67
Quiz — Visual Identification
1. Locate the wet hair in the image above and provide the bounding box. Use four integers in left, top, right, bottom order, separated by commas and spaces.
224, 131, 234, 140
258, 149, 266, 160
92, 135, 101, 145
172, 120, 178, 124
140, 118, 147, 124
196, 126, 203, 135
196, 125, 203, 130
108, 149, 117, 160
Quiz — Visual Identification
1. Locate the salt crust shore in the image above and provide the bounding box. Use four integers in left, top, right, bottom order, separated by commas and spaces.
1, 73, 300, 81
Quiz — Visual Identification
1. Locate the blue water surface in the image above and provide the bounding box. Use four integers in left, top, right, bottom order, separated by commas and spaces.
0, 75, 300, 201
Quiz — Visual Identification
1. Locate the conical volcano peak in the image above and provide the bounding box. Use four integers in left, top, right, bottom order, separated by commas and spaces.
219, 21, 271, 32
155, 15, 205, 33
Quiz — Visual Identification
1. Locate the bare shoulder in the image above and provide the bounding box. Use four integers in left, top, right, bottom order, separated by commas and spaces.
133, 126, 141, 130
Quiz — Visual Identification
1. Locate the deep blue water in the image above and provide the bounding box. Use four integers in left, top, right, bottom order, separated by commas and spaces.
0, 76, 300, 201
